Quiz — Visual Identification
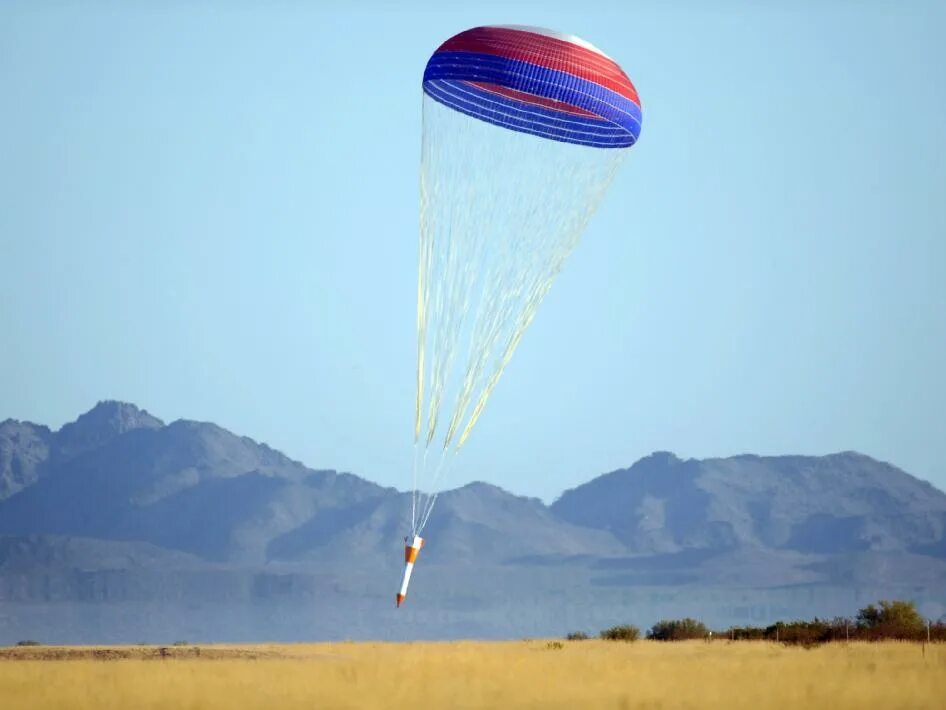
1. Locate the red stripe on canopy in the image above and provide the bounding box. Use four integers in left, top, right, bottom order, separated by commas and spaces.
437, 26, 640, 107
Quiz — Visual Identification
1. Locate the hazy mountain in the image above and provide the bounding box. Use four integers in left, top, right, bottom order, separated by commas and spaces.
0, 419, 53, 500
55, 401, 164, 461
0, 403, 623, 567
1, 402, 944, 643
0, 401, 163, 500
0, 405, 390, 564
266, 482, 626, 567
550, 451, 946, 555
0, 534, 204, 573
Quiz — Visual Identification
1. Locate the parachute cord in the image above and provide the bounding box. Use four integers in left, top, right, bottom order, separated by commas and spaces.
418, 490, 439, 533
411, 95, 631, 537
413, 445, 434, 536
418, 447, 447, 530
410, 442, 420, 535
417, 447, 457, 533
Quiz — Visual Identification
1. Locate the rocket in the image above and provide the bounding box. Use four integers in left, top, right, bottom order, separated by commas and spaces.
396, 535, 425, 607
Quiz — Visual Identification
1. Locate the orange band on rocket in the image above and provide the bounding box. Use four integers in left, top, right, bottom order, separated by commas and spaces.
396, 535, 425, 607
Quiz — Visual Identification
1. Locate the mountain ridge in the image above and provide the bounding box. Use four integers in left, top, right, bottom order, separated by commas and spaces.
1, 401, 944, 641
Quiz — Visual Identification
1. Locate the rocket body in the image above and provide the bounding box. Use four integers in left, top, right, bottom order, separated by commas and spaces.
396, 535, 424, 607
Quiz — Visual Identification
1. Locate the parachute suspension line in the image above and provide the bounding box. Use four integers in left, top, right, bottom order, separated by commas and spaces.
410, 441, 421, 535
411, 86, 631, 536
438, 130, 627, 454
410, 439, 455, 536
424, 193, 481, 447
417, 447, 459, 533
419, 113, 495, 451
415, 145, 434, 445
413, 444, 434, 536
457, 153, 626, 447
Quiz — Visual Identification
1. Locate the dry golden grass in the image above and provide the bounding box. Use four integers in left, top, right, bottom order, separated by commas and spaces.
1, 640, 944, 709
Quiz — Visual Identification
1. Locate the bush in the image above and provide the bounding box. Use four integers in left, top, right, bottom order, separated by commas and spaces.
771, 620, 831, 647
723, 619, 847, 646
822, 617, 856, 643
713, 601, 938, 645
600, 624, 640, 642
724, 626, 767, 641
547, 641, 565, 650
565, 631, 590, 641
857, 600, 926, 640
15, 640, 41, 647
648, 618, 710, 641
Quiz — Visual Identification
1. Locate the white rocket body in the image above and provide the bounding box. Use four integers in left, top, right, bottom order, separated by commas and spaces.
396, 535, 425, 607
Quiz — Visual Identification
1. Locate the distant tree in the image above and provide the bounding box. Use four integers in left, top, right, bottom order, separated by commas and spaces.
714, 602, 935, 645
600, 624, 640, 642
857, 600, 925, 640
648, 618, 710, 641
15, 640, 41, 647
726, 626, 766, 641
769, 620, 830, 647
565, 631, 590, 641
825, 617, 855, 642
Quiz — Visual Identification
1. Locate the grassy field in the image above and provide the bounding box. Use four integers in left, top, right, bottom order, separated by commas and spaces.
1, 640, 944, 709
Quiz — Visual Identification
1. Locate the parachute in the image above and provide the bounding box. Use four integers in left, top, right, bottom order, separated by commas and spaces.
400, 26, 641, 604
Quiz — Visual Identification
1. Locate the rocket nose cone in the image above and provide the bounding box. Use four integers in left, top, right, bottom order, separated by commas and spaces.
396, 593, 405, 608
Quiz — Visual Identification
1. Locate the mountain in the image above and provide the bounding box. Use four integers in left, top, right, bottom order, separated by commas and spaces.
551, 451, 946, 555
0, 401, 162, 500
55, 400, 164, 461
0, 406, 390, 564
0, 419, 52, 500
0, 404, 623, 568
266, 481, 626, 568
1, 402, 944, 643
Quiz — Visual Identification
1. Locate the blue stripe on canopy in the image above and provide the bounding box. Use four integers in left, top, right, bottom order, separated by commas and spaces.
424, 79, 637, 149
423, 52, 641, 148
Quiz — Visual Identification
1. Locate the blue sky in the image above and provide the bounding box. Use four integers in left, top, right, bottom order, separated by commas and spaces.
2, 1, 944, 501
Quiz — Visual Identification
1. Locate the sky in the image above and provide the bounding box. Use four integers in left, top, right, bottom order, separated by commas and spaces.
1, 1, 944, 501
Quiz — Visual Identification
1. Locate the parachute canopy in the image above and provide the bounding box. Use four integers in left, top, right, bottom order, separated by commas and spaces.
422, 25, 642, 148
411, 26, 641, 536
